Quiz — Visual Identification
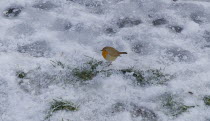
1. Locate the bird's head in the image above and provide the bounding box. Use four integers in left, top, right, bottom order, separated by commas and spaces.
101, 47, 111, 52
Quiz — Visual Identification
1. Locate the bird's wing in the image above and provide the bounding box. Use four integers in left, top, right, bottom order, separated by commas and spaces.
108, 48, 120, 56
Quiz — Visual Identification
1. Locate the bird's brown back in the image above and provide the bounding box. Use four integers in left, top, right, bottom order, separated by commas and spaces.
103, 47, 120, 57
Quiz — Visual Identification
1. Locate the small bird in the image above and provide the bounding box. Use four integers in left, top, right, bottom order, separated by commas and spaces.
101, 46, 127, 62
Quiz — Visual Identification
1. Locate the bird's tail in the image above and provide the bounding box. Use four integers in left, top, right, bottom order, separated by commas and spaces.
119, 52, 127, 54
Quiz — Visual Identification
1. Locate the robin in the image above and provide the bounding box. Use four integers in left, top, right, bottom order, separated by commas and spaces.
101, 46, 127, 62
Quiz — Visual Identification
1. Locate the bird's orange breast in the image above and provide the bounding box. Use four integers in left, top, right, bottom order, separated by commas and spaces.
102, 50, 108, 59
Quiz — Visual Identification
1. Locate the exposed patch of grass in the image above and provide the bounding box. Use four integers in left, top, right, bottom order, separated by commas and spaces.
72, 59, 103, 81
50, 99, 78, 112
49, 58, 112, 84
161, 93, 195, 117
46, 99, 79, 120
72, 68, 96, 81
86, 59, 103, 71
203, 96, 210, 106
16, 71, 27, 79
120, 68, 172, 86
49, 59, 172, 86
120, 68, 145, 85
145, 69, 172, 85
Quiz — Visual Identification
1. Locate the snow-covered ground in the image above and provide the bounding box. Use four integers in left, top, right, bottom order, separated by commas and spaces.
0, 0, 210, 121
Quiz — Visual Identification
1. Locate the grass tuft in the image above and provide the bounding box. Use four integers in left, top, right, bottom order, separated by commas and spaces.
161, 93, 195, 117
203, 96, 210, 106
16, 71, 27, 79
86, 59, 103, 71
46, 99, 78, 120
50, 99, 78, 112
72, 59, 103, 81
120, 68, 172, 86
72, 68, 96, 81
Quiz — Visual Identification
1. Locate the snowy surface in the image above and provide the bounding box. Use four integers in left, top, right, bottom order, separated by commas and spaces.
0, 0, 210, 121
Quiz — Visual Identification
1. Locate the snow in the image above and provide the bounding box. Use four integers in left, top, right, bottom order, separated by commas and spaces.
0, 0, 210, 121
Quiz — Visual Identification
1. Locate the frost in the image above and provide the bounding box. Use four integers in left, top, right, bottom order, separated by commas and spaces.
109, 102, 157, 121
0, 0, 210, 121
51, 19, 72, 31
0, 79, 8, 119
33, 1, 57, 10
17, 41, 51, 57
204, 31, 210, 42
168, 25, 183, 33
165, 47, 195, 62
8, 23, 35, 37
